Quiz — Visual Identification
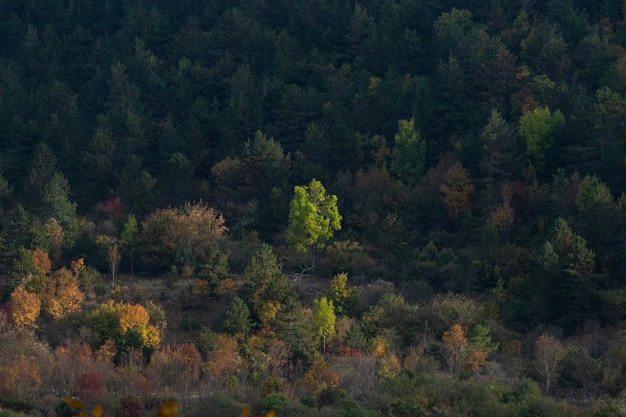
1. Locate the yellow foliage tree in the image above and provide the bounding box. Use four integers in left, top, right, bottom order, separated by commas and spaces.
119, 304, 150, 333
11, 286, 41, 327
303, 356, 341, 395
119, 303, 161, 349
32, 248, 52, 274
44, 268, 85, 320
0, 356, 43, 400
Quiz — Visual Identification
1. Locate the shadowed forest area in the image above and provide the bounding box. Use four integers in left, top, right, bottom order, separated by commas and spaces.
4, 0, 626, 416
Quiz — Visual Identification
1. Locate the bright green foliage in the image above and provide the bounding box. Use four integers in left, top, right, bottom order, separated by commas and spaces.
391, 118, 426, 183
312, 296, 336, 354
518, 106, 565, 168
287, 178, 342, 254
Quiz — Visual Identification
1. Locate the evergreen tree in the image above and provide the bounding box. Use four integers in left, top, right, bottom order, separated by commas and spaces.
538, 218, 600, 332
479, 109, 521, 185
39, 172, 79, 247
223, 296, 254, 338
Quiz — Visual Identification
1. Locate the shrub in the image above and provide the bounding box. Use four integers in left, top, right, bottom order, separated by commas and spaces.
261, 392, 289, 413
119, 395, 145, 417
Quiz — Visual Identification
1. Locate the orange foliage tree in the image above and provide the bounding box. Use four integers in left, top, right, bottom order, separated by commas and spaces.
86, 300, 162, 352
44, 267, 85, 320
442, 323, 469, 375
442, 323, 497, 376
439, 161, 475, 219
147, 344, 202, 403
32, 248, 52, 274
0, 328, 52, 402
10, 285, 41, 327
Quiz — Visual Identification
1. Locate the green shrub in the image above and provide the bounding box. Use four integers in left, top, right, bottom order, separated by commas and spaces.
261, 393, 289, 413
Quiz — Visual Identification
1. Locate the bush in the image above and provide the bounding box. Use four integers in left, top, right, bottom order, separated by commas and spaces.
261, 392, 289, 413
119, 395, 145, 417
0, 409, 31, 417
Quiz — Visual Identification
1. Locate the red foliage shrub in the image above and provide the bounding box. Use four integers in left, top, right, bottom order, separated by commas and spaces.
338, 346, 361, 358
73, 372, 106, 404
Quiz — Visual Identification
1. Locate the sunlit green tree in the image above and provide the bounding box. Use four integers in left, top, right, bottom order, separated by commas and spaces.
287, 178, 341, 262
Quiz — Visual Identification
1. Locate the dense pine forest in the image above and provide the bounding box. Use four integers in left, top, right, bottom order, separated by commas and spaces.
4, 0, 626, 416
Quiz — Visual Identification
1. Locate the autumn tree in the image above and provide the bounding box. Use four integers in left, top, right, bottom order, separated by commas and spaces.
439, 161, 475, 220
141, 201, 227, 272
287, 178, 341, 264
109, 242, 121, 287
534, 333, 566, 393
10, 285, 41, 327
42, 267, 85, 321
327, 272, 359, 316
84, 300, 161, 356
313, 296, 336, 355
0, 328, 52, 402
442, 323, 469, 376
73, 372, 106, 407
147, 344, 202, 404
441, 322, 498, 376
32, 248, 51, 274
119, 303, 161, 350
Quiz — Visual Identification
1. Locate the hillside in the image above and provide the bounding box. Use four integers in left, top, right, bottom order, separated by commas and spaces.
2, 1, 626, 416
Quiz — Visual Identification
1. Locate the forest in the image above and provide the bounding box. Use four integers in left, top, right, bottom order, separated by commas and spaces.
3, 0, 626, 416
